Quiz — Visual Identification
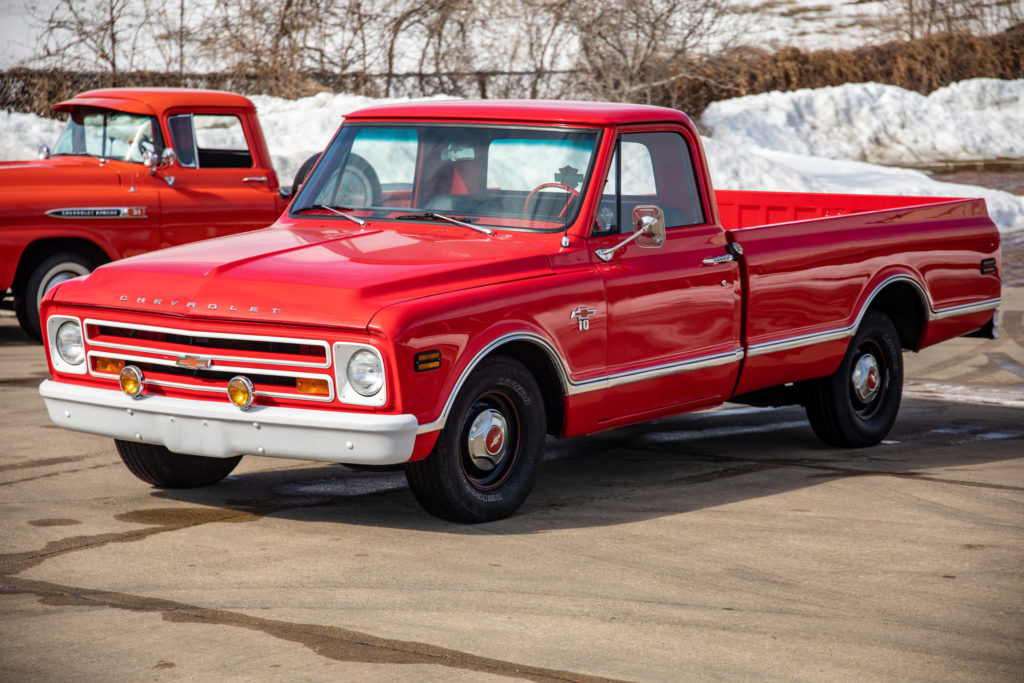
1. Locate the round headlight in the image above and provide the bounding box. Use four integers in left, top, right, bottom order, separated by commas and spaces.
55, 320, 85, 366
347, 349, 383, 396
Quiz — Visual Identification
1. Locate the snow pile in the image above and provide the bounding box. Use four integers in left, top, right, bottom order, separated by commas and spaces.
702, 79, 1024, 164
701, 79, 1024, 231
0, 111, 64, 161
3, 79, 1022, 232
250, 91, 391, 183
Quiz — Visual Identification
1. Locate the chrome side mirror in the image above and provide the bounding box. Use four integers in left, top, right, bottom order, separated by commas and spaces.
38, 145, 51, 160
160, 147, 177, 168
143, 150, 159, 174
632, 205, 666, 248
595, 205, 667, 262
145, 148, 178, 185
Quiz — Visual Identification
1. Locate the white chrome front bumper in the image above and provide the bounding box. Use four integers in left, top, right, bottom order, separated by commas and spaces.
39, 380, 419, 465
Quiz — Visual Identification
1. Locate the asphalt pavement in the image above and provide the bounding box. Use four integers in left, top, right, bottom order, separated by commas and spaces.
2, 290, 1022, 681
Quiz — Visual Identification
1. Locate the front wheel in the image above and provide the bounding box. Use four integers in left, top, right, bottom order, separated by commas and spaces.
115, 440, 242, 488
405, 356, 546, 523
805, 311, 903, 447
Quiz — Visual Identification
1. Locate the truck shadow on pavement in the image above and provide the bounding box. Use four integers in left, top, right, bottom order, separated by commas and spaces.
147, 400, 1024, 534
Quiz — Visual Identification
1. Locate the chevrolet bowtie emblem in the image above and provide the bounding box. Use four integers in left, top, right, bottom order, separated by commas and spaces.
570, 306, 597, 331
176, 355, 212, 370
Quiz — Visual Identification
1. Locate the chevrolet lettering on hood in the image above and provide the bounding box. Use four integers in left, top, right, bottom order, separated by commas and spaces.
118, 295, 280, 315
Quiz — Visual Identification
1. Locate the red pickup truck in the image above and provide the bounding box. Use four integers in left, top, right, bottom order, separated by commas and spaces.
37, 100, 1001, 523
1, 88, 290, 339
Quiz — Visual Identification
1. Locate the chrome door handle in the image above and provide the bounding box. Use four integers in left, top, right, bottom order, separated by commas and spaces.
243, 176, 267, 183
702, 253, 735, 266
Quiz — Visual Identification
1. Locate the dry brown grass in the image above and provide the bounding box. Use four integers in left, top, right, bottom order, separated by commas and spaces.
658, 25, 1024, 114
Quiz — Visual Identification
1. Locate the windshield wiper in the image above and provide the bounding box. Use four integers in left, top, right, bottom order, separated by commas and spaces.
395, 212, 493, 236
295, 204, 366, 227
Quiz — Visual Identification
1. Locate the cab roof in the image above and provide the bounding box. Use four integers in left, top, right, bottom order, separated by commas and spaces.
52, 88, 255, 117
344, 99, 694, 128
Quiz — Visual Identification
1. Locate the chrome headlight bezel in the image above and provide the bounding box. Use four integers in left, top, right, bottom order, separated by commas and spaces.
333, 343, 387, 406
47, 316, 87, 375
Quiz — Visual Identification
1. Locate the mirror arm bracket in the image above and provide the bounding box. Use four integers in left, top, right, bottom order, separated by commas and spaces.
595, 213, 664, 262
596, 224, 651, 262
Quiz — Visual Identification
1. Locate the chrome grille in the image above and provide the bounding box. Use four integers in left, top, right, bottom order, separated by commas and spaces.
83, 318, 334, 403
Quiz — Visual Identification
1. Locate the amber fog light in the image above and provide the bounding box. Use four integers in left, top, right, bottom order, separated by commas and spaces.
94, 356, 126, 374
227, 376, 255, 410
119, 365, 145, 399
296, 377, 330, 396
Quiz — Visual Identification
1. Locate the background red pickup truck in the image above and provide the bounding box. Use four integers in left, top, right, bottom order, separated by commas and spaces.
1, 88, 291, 339
37, 100, 1001, 522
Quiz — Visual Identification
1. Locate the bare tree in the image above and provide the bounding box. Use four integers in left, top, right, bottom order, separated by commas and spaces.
881, 0, 1024, 40
142, 0, 212, 74
197, 0, 323, 75
30, 0, 145, 73
569, 0, 737, 103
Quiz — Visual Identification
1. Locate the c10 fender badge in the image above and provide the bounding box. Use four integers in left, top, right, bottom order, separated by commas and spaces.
570, 306, 596, 331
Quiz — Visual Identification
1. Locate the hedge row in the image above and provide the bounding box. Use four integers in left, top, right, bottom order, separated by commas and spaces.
3, 27, 1021, 118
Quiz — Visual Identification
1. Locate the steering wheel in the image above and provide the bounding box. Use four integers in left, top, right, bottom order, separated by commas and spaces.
524, 182, 580, 218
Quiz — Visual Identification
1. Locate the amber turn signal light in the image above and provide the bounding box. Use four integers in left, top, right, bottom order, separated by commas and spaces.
414, 350, 442, 372
94, 356, 126, 374
119, 365, 144, 399
296, 377, 330, 396
227, 376, 255, 410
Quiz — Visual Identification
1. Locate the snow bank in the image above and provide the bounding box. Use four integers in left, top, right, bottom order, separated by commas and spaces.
248, 91, 421, 183
3, 80, 1021, 232
702, 79, 1024, 164
0, 111, 64, 161
700, 78, 1024, 231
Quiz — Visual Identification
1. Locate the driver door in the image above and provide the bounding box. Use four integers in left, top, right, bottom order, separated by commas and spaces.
591, 128, 743, 425
158, 110, 281, 248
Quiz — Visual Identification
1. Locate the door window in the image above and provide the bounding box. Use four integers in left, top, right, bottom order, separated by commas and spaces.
597, 131, 704, 234
167, 114, 253, 168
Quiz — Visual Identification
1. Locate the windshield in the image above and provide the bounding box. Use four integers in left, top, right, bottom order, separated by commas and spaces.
53, 106, 162, 163
292, 123, 601, 231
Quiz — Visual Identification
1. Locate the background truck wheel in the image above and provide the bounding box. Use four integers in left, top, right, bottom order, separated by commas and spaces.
805, 310, 903, 447
115, 440, 242, 488
291, 152, 321, 196
405, 356, 546, 523
16, 251, 94, 340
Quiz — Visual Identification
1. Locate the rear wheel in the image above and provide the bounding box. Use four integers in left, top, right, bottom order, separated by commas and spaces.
17, 251, 94, 340
115, 440, 242, 488
805, 311, 903, 447
405, 356, 546, 523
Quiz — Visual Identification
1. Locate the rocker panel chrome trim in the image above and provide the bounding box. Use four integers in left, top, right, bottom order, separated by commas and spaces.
747, 275, 1000, 358
416, 333, 744, 435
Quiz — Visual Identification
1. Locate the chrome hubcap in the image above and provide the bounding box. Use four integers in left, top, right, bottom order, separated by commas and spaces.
466, 409, 508, 472
851, 353, 881, 403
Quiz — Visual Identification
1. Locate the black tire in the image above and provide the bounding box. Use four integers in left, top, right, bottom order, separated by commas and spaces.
334, 153, 381, 207
805, 311, 903, 447
291, 152, 321, 197
405, 356, 546, 523
115, 439, 242, 488
17, 251, 95, 341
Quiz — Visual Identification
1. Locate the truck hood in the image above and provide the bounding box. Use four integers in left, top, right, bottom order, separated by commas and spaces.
0, 156, 123, 186
52, 223, 555, 330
